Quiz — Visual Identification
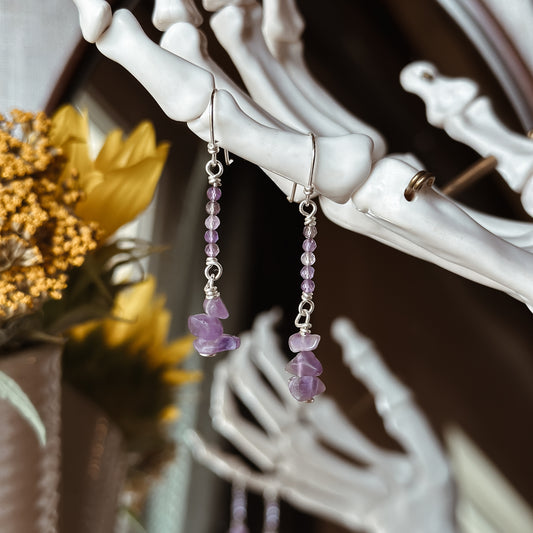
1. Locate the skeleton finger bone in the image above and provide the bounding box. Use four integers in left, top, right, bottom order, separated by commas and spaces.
332, 317, 411, 416
95, 9, 214, 122
73, 0, 112, 42
186, 429, 278, 493
401, 61, 533, 204
203, 0, 255, 11
159, 22, 292, 131
261, 0, 387, 158
210, 4, 350, 136
261, 0, 304, 52
152, 0, 203, 30
211, 358, 280, 470
249, 310, 296, 401
227, 334, 292, 434
332, 317, 452, 481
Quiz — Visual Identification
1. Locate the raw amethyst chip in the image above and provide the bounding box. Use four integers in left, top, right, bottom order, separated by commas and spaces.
187, 313, 223, 340
194, 334, 240, 356
288, 375, 326, 402
286, 351, 323, 376
203, 297, 229, 319
288, 333, 321, 352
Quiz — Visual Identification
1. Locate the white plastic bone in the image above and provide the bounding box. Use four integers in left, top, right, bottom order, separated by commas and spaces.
72, 0, 111, 43
152, 0, 203, 30
72, 0, 533, 311
401, 61, 533, 212
187, 310, 457, 533
260, 0, 388, 159
210, 4, 349, 135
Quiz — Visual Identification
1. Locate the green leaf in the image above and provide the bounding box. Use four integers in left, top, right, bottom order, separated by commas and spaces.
0, 370, 46, 447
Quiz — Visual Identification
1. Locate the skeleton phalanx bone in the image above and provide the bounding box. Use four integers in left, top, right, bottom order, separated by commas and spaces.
72, 0, 533, 310
400, 61, 533, 216
186, 310, 457, 533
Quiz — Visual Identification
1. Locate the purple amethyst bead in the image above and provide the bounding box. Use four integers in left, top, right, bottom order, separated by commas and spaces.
205, 243, 220, 257
303, 225, 317, 239
207, 186, 221, 201
206, 201, 221, 215
228, 525, 249, 533
203, 296, 229, 319
302, 238, 317, 252
300, 266, 315, 279
301, 252, 316, 266
205, 215, 220, 230
288, 375, 326, 402
204, 230, 219, 243
288, 333, 321, 352
194, 334, 241, 356
187, 313, 223, 340
301, 279, 315, 293
286, 351, 323, 376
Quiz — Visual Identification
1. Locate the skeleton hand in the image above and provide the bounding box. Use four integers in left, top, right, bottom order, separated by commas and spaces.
72, 0, 533, 310
187, 310, 457, 533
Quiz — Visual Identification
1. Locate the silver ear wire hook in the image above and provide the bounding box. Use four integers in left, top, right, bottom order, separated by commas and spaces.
208, 88, 233, 166
287, 132, 317, 203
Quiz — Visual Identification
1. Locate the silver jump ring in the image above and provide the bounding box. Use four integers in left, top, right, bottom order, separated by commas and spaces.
206, 160, 223, 178
205, 262, 223, 281
299, 200, 317, 218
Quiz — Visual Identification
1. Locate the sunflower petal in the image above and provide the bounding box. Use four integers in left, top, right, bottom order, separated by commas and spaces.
75, 149, 168, 237
50, 105, 89, 147
94, 129, 125, 171
162, 369, 202, 385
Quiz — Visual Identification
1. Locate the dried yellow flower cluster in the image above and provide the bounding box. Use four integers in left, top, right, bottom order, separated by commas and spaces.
0, 110, 99, 321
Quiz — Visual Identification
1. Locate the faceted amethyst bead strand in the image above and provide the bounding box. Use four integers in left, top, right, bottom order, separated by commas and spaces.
228, 484, 249, 533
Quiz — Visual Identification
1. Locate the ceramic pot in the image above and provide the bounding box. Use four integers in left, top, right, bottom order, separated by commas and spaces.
60, 385, 126, 533
0, 343, 62, 533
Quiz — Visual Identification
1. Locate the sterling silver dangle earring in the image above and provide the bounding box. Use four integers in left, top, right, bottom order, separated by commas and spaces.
285, 133, 325, 402
188, 89, 240, 357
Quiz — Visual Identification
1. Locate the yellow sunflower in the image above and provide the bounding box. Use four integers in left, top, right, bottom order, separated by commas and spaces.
50, 105, 170, 239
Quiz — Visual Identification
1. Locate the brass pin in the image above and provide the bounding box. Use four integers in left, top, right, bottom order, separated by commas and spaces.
442, 155, 498, 196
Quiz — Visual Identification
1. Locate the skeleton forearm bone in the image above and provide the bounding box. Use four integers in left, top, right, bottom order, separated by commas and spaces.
74, 0, 533, 309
